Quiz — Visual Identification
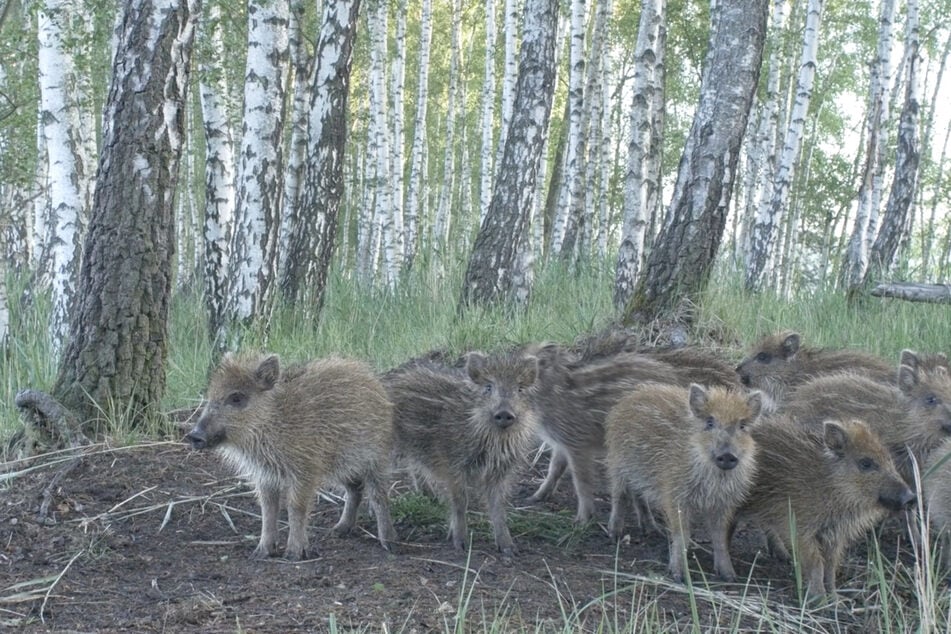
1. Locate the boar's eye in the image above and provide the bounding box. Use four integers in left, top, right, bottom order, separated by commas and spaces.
857, 457, 877, 472
924, 394, 940, 407
704, 416, 716, 430
755, 352, 771, 363
483, 383, 493, 395
226, 391, 248, 408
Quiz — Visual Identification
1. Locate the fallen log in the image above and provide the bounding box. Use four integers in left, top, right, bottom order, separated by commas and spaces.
870, 282, 951, 304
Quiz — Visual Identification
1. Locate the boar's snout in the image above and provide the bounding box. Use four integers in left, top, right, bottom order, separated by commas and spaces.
493, 408, 516, 429
715, 451, 738, 471
185, 428, 207, 450
735, 365, 751, 386
880, 485, 916, 512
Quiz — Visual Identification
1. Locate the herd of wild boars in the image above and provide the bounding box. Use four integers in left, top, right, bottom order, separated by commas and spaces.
185, 329, 951, 602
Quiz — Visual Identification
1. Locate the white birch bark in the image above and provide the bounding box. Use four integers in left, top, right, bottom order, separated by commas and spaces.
38, 0, 84, 355
922, 31, 951, 277
745, 0, 822, 291
0, 275, 7, 348
226, 0, 289, 331
199, 1, 237, 343
479, 0, 498, 222
390, 5, 406, 271
841, 0, 895, 289
403, 0, 432, 268
278, 0, 311, 281
614, 0, 665, 310
495, 0, 520, 167
33, 114, 50, 273
433, 0, 461, 252
549, 0, 586, 257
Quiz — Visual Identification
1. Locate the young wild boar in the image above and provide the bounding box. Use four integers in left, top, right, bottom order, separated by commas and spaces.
781, 350, 951, 484
527, 344, 682, 523
738, 418, 915, 600
384, 351, 540, 557
735, 330, 893, 405
185, 353, 397, 560
605, 383, 764, 582
643, 346, 743, 390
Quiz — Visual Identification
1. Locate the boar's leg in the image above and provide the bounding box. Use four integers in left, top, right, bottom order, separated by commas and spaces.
529, 448, 568, 502
485, 475, 516, 557
334, 480, 363, 536
708, 511, 737, 582
662, 500, 691, 583
607, 478, 630, 541
253, 483, 281, 559
283, 486, 315, 561
446, 479, 469, 551
567, 452, 598, 523
819, 537, 844, 596
365, 473, 398, 551
797, 537, 828, 602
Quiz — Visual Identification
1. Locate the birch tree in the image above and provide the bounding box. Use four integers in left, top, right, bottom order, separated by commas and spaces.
840, 0, 896, 289
479, 0, 498, 222
38, 0, 86, 355
279, 0, 361, 315
745, 0, 822, 291
460, 0, 558, 309
402, 0, 432, 268
862, 0, 920, 289
225, 0, 289, 334
623, 0, 768, 322
49, 0, 198, 427
198, 1, 237, 343
433, 0, 461, 254
495, 0, 520, 168
389, 4, 406, 270
614, 0, 666, 310
549, 0, 586, 257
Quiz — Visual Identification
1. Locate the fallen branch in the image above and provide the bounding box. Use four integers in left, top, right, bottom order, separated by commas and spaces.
870, 282, 951, 304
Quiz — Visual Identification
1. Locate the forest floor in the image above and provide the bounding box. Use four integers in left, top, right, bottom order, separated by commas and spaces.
1, 437, 916, 633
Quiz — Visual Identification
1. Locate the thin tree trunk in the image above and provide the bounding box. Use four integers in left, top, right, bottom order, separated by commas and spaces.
460, 0, 558, 309
390, 4, 406, 274
433, 0, 461, 255
199, 1, 237, 344
53, 0, 198, 427
745, 0, 822, 291
479, 0, 498, 223
225, 0, 289, 335
918, 28, 951, 277
614, 0, 665, 311
403, 0, 432, 269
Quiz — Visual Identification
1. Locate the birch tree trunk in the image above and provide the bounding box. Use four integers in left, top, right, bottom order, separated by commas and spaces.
389, 5, 406, 272
433, 0, 461, 255
623, 0, 768, 323
549, 0, 586, 257
460, 0, 558, 309
862, 0, 920, 289
53, 0, 198, 427
745, 0, 822, 291
402, 0, 432, 268
840, 0, 895, 290
279, 0, 360, 315
198, 1, 237, 344
479, 0, 498, 222
38, 0, 86, 355
495, 0, 520, 168
225, 0, 289, 334
614, 0, 666, 310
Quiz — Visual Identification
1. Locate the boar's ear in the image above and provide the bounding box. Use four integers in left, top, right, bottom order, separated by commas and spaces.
255, 355, 281, 390
466, 352, 489, 384
781, 332, 801, 359
822, 420, 849, 457
746, 391, 764, 420
899, 349, 920, 372
517, 355, 539, 388
897, 362, 919, 395
688, 384, 708, 417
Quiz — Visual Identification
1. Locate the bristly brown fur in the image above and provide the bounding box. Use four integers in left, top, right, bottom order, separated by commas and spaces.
188, 353, 396, 561
605, 383, 764, 582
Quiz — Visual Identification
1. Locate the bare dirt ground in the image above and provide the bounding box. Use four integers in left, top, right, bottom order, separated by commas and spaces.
1, 439, 909, 632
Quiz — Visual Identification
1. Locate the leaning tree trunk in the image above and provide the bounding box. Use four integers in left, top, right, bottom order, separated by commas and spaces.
279, 0, 360, 316
622, 0, 768, 324
459, 0, 558, 309
49, 0, 198, 429
862, 0, 920, 290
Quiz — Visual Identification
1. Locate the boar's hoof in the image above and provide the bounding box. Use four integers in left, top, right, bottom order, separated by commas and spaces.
251, 543, 278, 560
